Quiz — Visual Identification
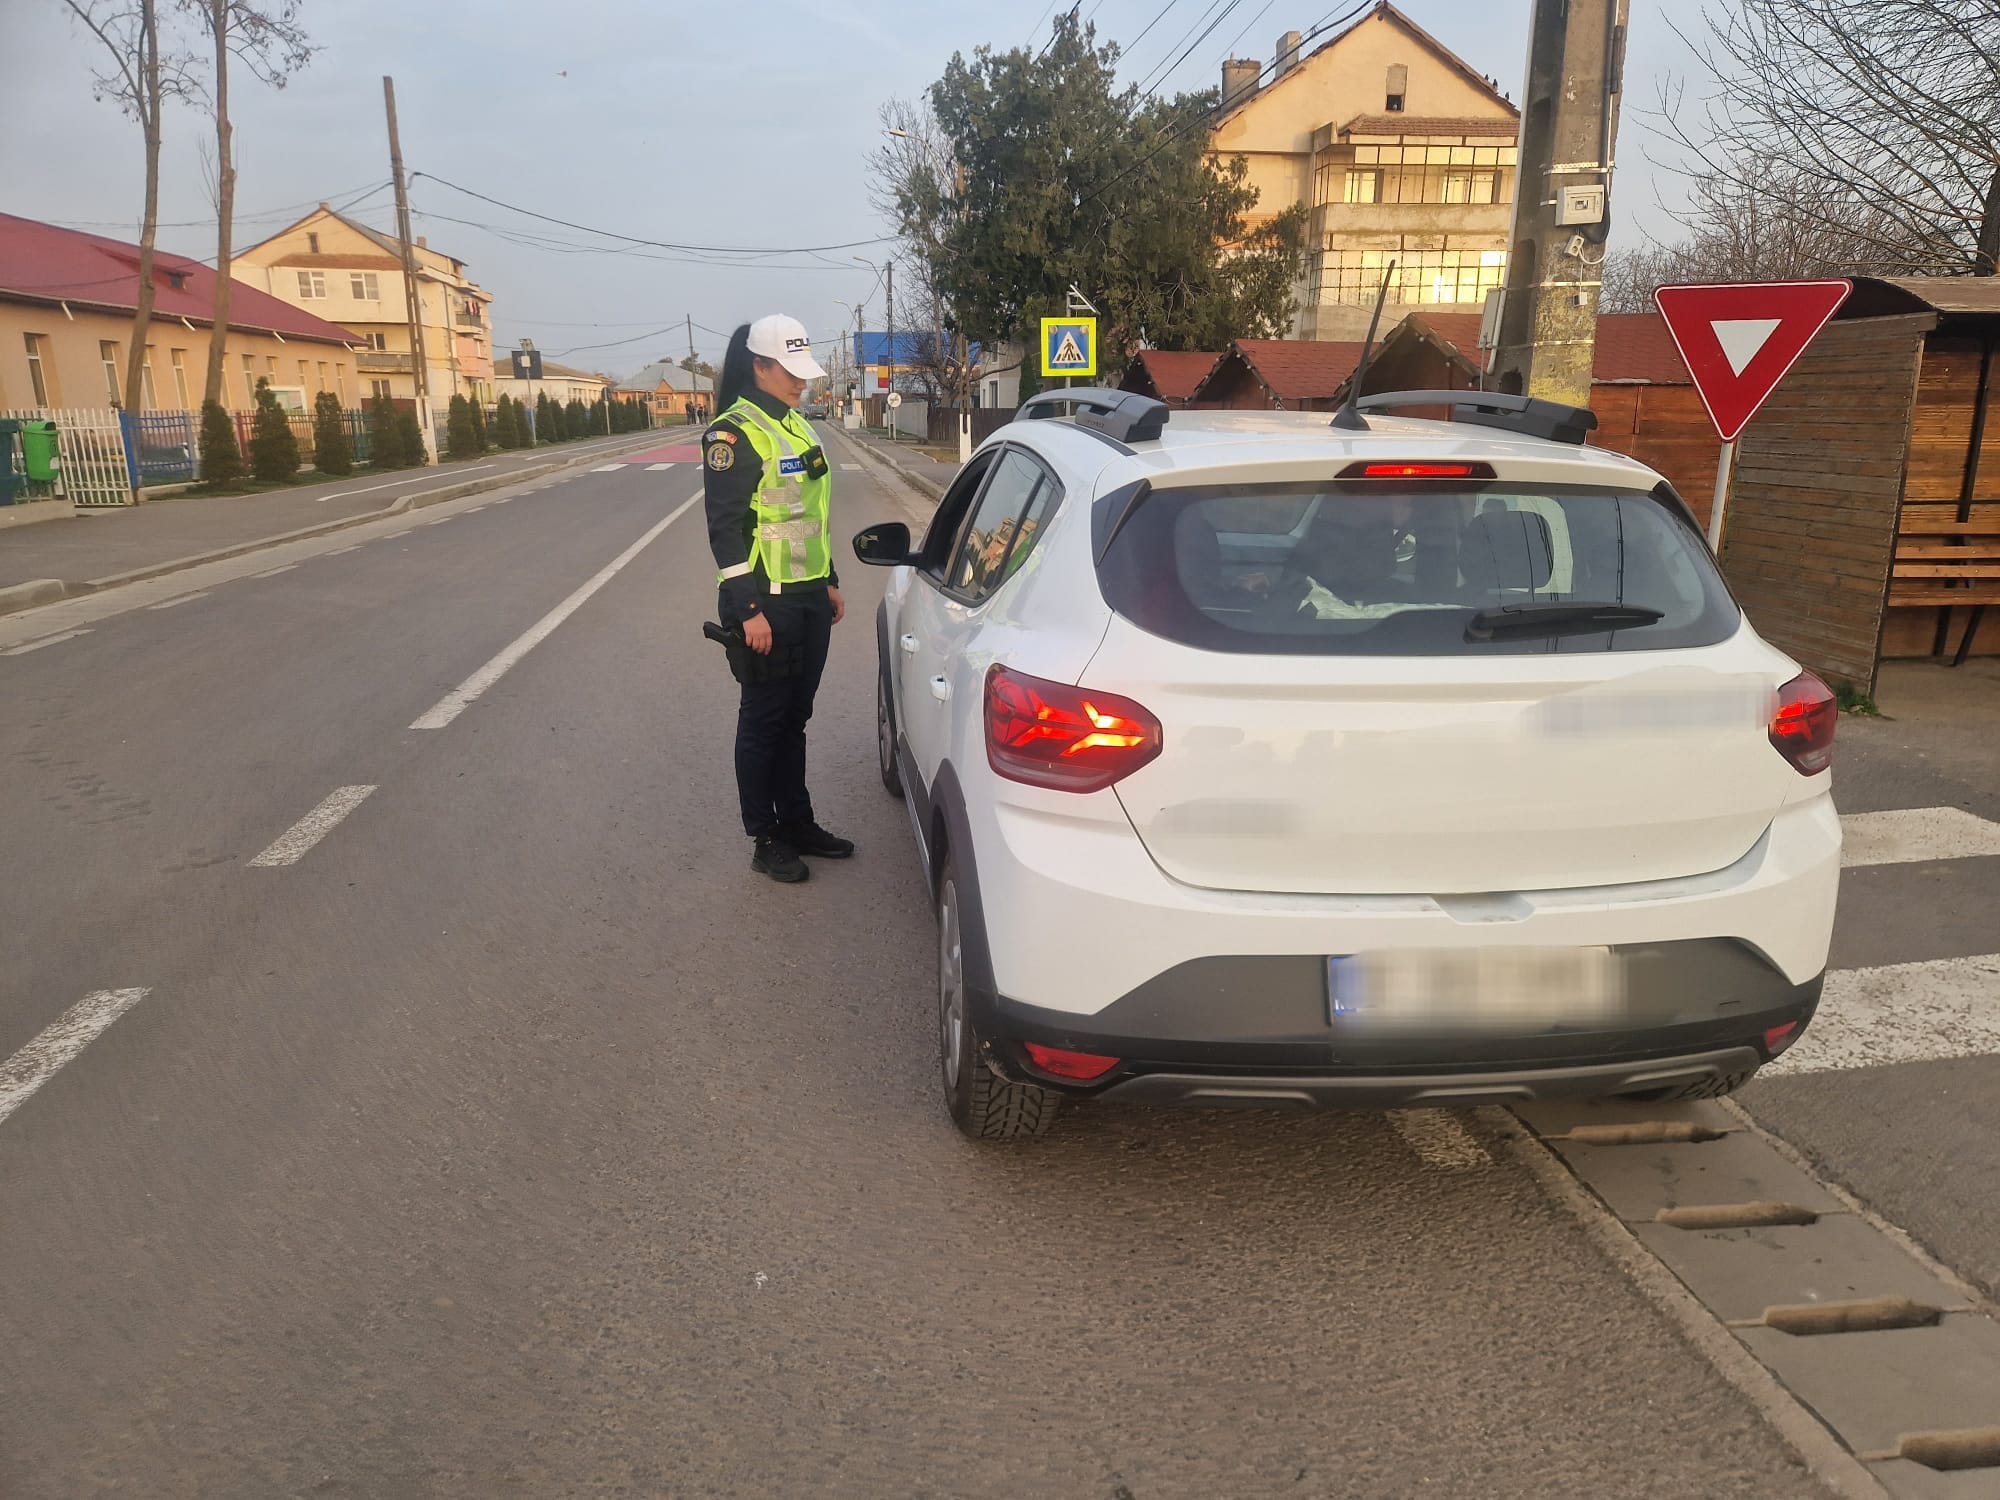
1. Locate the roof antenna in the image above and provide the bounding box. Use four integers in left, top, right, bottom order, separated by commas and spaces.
1330, 258, 1397, 430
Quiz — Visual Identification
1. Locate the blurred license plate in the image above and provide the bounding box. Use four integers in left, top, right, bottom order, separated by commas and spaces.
1330, 947, 1623, 1031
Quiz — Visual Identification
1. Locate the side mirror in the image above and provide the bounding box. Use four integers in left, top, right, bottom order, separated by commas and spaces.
852, 521, 915, 567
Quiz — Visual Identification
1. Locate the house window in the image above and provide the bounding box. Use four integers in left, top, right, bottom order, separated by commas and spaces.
1385, 63, 1407, 112
351, 272, 379, 300
1344, 169, 1382, 204
1317, 247, 1508, 307
266, 356, 278, 380
1441, 169, 1499, 204
24, 333, 50, 406
316, 361, 329, 392
242, 353, 258, 405
307, 231, 320, 254
297, 270, 327, 299
336, 365, 348, 401
298, 360, 310, 392
366, 332, 389, 351
100, 340, 122, 406
143, 346, 159, 409
370, 379, 392, 400
170, 348, 190, 407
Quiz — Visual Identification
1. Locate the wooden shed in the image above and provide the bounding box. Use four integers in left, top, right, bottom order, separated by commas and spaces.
1191, 338, 1370, 411
1718, 277, 2000, 692
1119, 349, 1223, 406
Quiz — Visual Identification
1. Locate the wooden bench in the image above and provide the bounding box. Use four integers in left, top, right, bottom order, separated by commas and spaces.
1890, 503, 2000, 665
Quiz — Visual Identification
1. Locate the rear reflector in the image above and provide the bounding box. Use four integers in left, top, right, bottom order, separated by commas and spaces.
1769, 671, 1837, 775
1023, 1043, 1121, 1081
1338, 461, 1497, 480
1764, 1021, 1801, 1057
985, 665, 1163, 794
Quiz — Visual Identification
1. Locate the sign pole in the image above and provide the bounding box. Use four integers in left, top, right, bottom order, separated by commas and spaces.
1706, 439, 1736, 552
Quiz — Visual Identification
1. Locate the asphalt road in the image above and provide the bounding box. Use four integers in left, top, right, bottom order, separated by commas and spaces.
0, 429, 1913, 1498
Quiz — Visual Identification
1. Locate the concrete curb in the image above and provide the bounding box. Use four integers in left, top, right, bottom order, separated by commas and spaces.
843, 432, 947, 503
0, 502, 76, 532
0, 435, 660, 617
0, 578, 67, 614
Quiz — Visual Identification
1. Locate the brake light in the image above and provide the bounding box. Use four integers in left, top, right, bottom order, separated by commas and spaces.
1764, 1021, 1801, 1057
1769, 672, 1837, 775
1023, 1042, 1121, 1081
1337, 461, 1496, 479
985, 666, 1162, 793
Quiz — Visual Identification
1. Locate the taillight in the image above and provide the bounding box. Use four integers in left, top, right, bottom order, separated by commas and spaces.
1337, 461, 1497, 479
985, 666, 1162, 793
1769, 672, 1836, 774
1023, 1043, 1120, 1081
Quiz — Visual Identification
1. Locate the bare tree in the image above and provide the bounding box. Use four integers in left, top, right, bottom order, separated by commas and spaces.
869, 99, 973, 410
63, 0, 193, 411
185, 0, 314, 406
1657, 0, 2000, 276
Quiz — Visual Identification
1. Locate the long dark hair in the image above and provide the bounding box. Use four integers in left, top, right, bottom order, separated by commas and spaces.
715, 323, 755, 414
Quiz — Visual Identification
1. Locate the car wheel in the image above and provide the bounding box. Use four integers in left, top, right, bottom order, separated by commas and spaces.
877, 666, 904, 800
936, 853, 1057, 1141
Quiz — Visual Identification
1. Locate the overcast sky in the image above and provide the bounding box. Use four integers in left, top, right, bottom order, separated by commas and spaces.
5, 1, 1715, 377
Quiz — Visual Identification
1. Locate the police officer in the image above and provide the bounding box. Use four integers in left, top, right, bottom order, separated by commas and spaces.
705, 315, 852, 883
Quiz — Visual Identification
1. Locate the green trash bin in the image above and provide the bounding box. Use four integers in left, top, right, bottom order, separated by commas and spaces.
0, 419, 20, 505
21, 419, 60, 483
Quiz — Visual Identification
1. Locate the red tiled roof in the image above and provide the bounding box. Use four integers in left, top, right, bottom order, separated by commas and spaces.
0, 212, 363, 346
1233, 338, 1371, 400
1132, 349, 1221, 401
1341, 114, 1518, 138
1409, 310, 1691, 385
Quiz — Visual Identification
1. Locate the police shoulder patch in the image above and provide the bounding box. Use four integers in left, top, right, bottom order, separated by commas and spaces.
705, 439, 735, 472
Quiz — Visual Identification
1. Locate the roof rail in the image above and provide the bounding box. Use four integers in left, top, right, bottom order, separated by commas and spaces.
1349, 390, 1598, 446
1018, 387, 1170, 444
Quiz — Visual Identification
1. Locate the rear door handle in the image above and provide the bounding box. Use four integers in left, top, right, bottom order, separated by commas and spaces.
928, 676, 950, 702
900, 633, 919, 654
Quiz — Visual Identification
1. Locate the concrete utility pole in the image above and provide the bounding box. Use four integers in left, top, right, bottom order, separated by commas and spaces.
885, 260, 896, 442
1489, 0, 1630, 406
383, 76, 436, 462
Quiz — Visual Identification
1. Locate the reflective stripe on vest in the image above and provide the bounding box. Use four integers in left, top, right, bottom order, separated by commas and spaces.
716, 397, 831, 589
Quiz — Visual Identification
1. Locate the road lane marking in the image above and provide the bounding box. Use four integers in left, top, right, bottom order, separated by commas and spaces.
248, 785, 377, 867
840, 462, 861, 471
592, 463, 624, 472
250, 564, 297, 578
646, 462, 676, 471
1766, 953, 2000, 1075
328, 545, 361, 555
0, 988, 151, 1127
411, 491, 701, 731
146, 592, 210, 610
315, 463, 495, 501
423, 515, 454, 525
2, 629, 91, 656
1388, 1109, 1491, 1170
1840, 806, 2000, 868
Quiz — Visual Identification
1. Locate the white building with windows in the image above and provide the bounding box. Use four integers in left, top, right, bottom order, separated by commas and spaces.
1209, 2, 1520, 340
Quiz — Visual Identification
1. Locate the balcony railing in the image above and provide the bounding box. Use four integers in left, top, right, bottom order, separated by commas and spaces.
356, 350, 414, 372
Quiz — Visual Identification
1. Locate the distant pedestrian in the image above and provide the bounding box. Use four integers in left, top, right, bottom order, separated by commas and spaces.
685, 397, 696, 426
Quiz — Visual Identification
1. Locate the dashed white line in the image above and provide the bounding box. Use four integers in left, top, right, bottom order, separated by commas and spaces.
146, 592, 210, 610
0, 988, 151, 1127
250, 564, 297, 579
422, 515, 454, 526
2, 629, 91, 656
248, 785, 377, 868
411, 491, 701, 731
840, 462, 862, 471
314, 463, 495, 501
645, 462, 677, 471
1766, 953, 2000, 1075
1840, 806, 2000, 867
591, 463, 625, 473
1388, 1109, 1492, 1170
327, 545, 362, 555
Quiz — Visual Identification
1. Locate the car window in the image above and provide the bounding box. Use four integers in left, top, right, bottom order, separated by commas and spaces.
1097, 481, 1738, 656
917, 450, 997, 578
999, 462, 1060, 582
947, 450, 1045, 602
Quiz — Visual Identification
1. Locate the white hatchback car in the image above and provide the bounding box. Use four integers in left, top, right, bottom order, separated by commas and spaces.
851, 388, 1840, 1141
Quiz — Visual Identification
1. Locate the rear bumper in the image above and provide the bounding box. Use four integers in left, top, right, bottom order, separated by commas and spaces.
977, 940, 1821, 1107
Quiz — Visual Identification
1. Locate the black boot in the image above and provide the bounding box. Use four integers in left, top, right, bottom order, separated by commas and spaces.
751, 836, 810, 883
784, 821, 855, 859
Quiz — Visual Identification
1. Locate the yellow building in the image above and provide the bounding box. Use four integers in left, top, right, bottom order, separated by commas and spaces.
233, 205, 495, 404
1210, 2, 1520, 340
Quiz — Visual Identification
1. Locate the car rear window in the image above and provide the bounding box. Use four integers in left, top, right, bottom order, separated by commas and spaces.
1094, 481, 1739, 656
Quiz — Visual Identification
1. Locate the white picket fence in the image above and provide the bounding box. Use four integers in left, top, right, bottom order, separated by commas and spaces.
1, 408, 133, 507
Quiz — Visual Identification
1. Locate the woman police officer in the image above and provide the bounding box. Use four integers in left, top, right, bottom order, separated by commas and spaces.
704, 315, 853, 884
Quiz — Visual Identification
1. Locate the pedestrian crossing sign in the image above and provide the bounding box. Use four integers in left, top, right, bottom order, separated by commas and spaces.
1040, 316, 1097, 377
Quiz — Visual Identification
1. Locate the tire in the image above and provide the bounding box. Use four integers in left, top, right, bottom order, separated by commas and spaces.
936, 853, 1057, 1141
877, 665, 904, 800
1619, 1068, 1758, 1103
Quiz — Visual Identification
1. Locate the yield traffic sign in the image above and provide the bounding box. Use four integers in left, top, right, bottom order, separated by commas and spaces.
1653, 280, 1851, 443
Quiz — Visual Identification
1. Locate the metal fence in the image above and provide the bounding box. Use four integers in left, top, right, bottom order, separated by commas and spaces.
0, 408, 132, 506
123, 410, 197, 486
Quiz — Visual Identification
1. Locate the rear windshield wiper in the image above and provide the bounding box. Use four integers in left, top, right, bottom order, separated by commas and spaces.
1464, 600, 1665, 641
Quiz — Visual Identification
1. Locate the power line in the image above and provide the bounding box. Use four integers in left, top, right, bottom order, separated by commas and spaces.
1119, 0, 1189, 61
1135, 0, 1230, 95
1145, 0, 1247, 99
1221, 0, 1279, 58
